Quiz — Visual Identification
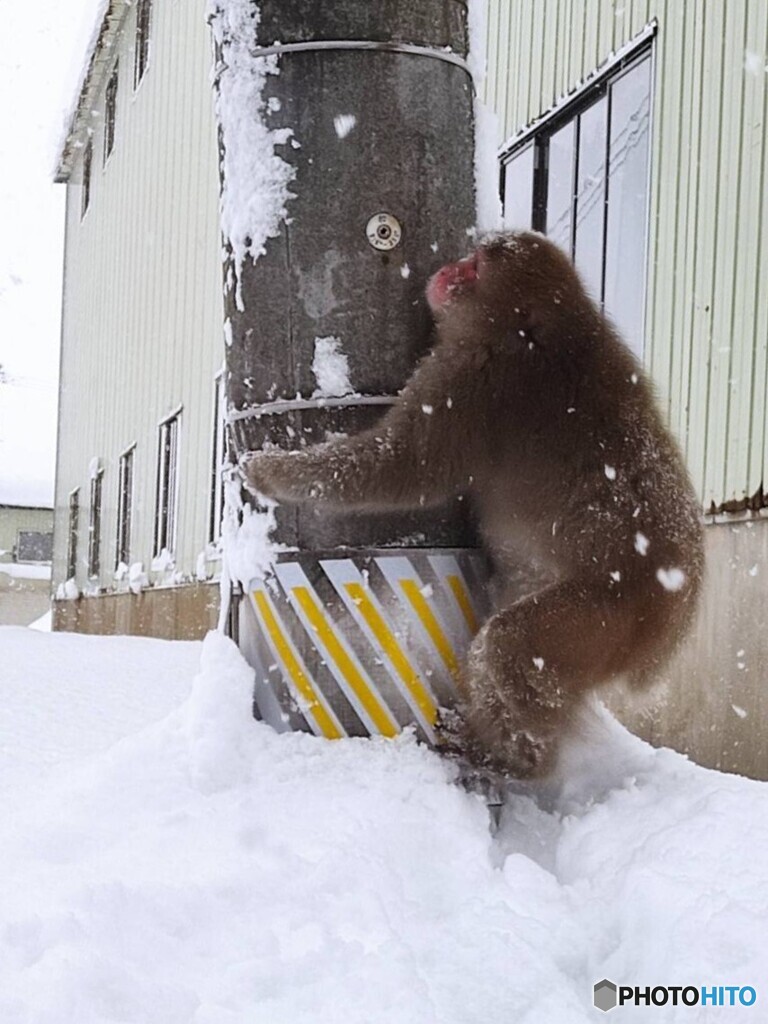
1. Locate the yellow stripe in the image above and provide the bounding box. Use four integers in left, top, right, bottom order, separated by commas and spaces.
400, 579, 460, 680
292, 586, 399, 737
345, 582, 437, 726
253, 590, 343, 740
447, 573, 480, 635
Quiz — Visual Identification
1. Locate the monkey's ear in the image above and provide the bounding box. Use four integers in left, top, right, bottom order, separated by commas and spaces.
519, 305, 544, 345
522, 302, 558, 349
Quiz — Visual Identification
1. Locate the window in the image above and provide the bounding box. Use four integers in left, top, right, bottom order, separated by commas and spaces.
134, 0, 152, 88
104, 62, 118, 164
209, 374, 227, 545
88, 466, 104, 578
81, 139, 93, 218
67, 489, 79, 579
500, 44, 653, 356
116, 445, 135, 569
154, 410, 181, 558
17, 531, 53, 563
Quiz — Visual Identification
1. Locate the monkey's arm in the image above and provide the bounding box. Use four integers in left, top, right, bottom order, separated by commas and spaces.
243, 401, 472, 512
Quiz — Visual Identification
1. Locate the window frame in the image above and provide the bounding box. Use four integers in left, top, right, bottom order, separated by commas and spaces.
81, 139, 93, 219
115, 443, 136, 571
103, 61, 119, 165
498, 33, 655, 354
134, 0, 153, 89
154, 408, 182, 559
67, 488, 80, 579
208, 373, 227, 546
87, 467, 104, 579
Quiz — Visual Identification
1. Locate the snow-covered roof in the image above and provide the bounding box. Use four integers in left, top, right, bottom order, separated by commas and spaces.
55, 0, 129, 183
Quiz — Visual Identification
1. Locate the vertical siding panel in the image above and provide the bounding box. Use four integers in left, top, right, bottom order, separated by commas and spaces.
549, 0, 561, 106
684, 2, 723, 506
644, 0, 666, 382
749, 12, 768, 498
668, 3, 703, 457
597, 3, 613, 65
728, 1, 768, 504
582, 0, 599, 74
509, 0, 525, 133
631, 0, 651, 38
518, 0, 535, 126
569, 0, 586, 92
499, 0, 518, 141
540, 0, 557, 111
703, 3, 747, 508
484, 0, 499, 125
528, 1, 544, 125
495, 0, 511, 140
612, 0, 626, 53
651, 1, 679, 415
561, 0, 573, 97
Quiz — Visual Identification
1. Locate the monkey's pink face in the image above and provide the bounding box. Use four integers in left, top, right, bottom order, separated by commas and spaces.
426, 251, 482, 311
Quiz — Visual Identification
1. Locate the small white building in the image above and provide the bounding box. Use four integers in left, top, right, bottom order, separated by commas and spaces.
0, 499, 53, 626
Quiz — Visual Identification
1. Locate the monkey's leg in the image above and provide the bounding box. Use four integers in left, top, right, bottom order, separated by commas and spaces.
458, 580, 633, 778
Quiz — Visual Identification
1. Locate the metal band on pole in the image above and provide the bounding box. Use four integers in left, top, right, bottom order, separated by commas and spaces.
251, 39, 473, 78
228, 394, 396, 422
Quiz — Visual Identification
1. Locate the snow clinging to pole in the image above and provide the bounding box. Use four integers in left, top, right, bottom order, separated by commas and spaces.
208, 0, 295, 310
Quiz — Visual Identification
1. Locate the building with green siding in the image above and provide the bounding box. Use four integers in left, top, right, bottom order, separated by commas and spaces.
480, 0, 767, 776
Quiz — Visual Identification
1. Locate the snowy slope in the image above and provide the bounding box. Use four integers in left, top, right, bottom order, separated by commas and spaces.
0, 626, 766, 1023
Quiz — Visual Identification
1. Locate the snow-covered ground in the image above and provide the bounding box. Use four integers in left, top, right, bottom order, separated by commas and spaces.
0, 625, 766, 1023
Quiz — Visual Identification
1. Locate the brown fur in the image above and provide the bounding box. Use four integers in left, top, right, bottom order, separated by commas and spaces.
244, 232, 704, 777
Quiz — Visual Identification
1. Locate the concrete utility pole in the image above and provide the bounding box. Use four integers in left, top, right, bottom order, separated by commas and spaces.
215, 0, 487, 742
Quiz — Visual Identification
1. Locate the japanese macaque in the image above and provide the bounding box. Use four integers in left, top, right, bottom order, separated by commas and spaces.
243, 232, 704, 778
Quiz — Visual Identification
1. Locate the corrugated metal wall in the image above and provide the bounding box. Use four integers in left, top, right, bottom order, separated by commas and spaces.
484, 0, 768, 513
54, 0, 223, 593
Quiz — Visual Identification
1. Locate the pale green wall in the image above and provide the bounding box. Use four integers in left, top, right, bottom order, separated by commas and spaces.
55, 0, 224, 593
484, 0, 768, 513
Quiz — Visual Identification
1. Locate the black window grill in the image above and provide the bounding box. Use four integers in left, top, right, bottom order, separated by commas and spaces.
81, 140, 93, 218
208, 375, 227, 545
104, 62, 119, 164
116, 446, 135, 570
67, 489, 79, 579
134, 0, 152, 88
154, 412, 180, 558
88, 469, 104, 579
499, 43, 653, 356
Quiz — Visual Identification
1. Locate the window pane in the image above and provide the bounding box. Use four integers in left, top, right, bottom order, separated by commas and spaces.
503, 143, 534, 230
604, 56, 652, 357
574, 97, 608, 303
545, 121, 575, 254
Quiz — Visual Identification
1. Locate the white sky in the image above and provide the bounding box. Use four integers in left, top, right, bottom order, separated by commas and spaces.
0, 0, 104, 507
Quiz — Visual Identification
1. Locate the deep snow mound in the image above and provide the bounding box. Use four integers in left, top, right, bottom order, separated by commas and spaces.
0, 628, 766, 1023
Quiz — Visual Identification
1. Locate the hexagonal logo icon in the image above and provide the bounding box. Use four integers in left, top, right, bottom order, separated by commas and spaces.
594, 979, 618, 1012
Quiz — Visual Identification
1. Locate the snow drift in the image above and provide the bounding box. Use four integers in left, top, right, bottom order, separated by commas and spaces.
0, 625, 766, 1023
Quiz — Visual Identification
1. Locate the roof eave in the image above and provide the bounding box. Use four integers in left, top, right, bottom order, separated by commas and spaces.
55, 1, 132, 183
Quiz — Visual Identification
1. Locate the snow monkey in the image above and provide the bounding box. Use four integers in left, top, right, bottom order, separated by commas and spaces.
243, 232, 704, 778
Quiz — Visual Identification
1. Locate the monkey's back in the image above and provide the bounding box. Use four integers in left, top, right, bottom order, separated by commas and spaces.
470, 322, 703, 683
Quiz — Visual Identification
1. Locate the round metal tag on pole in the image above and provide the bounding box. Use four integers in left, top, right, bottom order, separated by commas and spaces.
212, 0, 489, 740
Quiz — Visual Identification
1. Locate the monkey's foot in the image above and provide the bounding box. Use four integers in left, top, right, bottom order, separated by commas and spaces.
433, 706, 468, 758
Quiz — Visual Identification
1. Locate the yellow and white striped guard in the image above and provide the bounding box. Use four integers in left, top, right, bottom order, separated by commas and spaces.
245, 551, 488, 743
